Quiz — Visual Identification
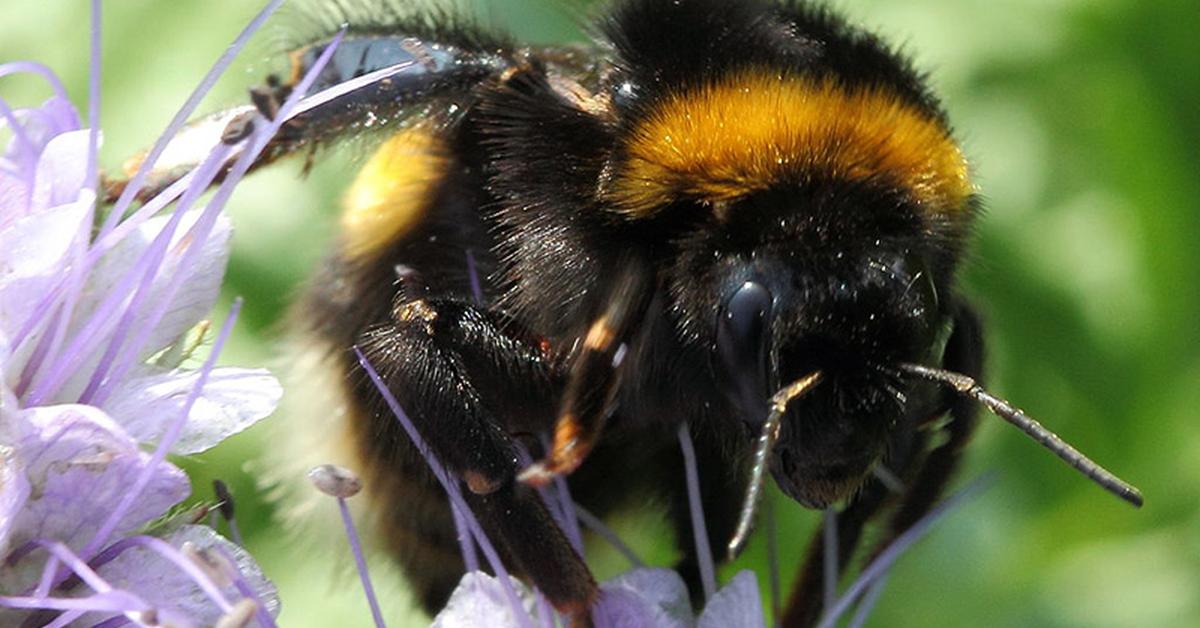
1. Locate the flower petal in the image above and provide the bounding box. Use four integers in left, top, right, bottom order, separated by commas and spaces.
0, 171, 30, 223
1, 97, 82, 208
592, 568, 694, 628
97, 525, 280, 626
29, 129, 92, 212
432, 572, 538, 628
0, 405, 30, 555
85, 209, 230, 357
0, 198, 91, 382
697, 570, 764, 628
1, 404, 189, 592
101, 366, 281, 454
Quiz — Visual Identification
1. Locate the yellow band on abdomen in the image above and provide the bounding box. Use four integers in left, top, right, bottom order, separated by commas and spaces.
341, 127, 447, 259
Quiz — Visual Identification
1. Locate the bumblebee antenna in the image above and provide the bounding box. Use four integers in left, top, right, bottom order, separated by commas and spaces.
900, 363, 1143, 507
728, 371, 824, 560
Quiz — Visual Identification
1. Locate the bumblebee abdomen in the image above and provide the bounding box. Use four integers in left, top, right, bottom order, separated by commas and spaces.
339, 127, 448, 260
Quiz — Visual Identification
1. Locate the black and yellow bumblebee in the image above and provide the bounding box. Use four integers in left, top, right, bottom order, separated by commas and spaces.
132, 0, 1144, 624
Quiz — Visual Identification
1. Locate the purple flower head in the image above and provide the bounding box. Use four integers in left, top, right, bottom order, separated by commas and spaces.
0, 1, 304, 624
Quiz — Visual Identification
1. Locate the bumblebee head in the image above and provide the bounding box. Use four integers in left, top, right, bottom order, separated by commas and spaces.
500, 0, 1138, 535
661, 173, 952, 506
584, 1, 977, 507
607, 66, 974, 506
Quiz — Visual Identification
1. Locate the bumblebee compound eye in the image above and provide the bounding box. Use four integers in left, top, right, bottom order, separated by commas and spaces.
716, 280, 773, 426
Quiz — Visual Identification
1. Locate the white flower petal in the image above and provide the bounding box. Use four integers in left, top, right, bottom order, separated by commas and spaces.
0, 411, 30, 555
29, 129, 91, 212
432, 572, 538, 628
0, 171, 30, 223
697, 570, 764, 628
0, 198, 91, 388
0, 198, 88, 289
101, 366, 281, 454
1, 97, 82, 224
134, 211, 231, 363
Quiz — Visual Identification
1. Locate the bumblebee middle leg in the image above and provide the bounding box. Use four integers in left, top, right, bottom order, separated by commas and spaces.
353, 295, 597, 617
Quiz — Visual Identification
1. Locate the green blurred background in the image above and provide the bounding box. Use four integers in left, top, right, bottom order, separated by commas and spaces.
2, 0, 1197, 625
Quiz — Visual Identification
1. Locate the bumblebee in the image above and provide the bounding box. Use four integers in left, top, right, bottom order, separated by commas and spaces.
133, 0, 1143, 624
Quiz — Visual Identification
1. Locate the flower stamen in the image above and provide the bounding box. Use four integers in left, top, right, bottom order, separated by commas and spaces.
309, 464, 386, 628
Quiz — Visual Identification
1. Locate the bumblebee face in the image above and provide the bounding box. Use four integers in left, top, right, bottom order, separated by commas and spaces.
765, 244, 939, 508
667, 179, 946, 507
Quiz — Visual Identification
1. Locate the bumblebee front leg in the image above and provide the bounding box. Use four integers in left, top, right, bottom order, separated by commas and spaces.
521, 261, 655, 485
782, 470, 899, 627
355, 296, 597, 617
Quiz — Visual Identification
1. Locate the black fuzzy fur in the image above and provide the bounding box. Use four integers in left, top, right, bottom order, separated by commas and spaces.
283, 0, 979, 622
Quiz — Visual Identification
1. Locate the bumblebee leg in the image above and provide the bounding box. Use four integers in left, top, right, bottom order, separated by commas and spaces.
521, 261, 655, 485
781, 303, 983, 627
355, 296, 597, 616
463, 478, 598, 618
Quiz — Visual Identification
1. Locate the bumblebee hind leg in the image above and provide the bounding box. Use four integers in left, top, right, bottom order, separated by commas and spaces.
354, 293, 598, 618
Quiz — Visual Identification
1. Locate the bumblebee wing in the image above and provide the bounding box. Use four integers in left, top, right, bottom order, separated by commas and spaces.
109, 25, 517, 202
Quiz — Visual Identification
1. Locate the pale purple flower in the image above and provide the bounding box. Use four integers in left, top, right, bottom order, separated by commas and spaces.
0, 1, 304, 624
697, 571, 764, 628
430, 568, 760, 628
432, 574, 541, 628
589, 568, 694, 628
